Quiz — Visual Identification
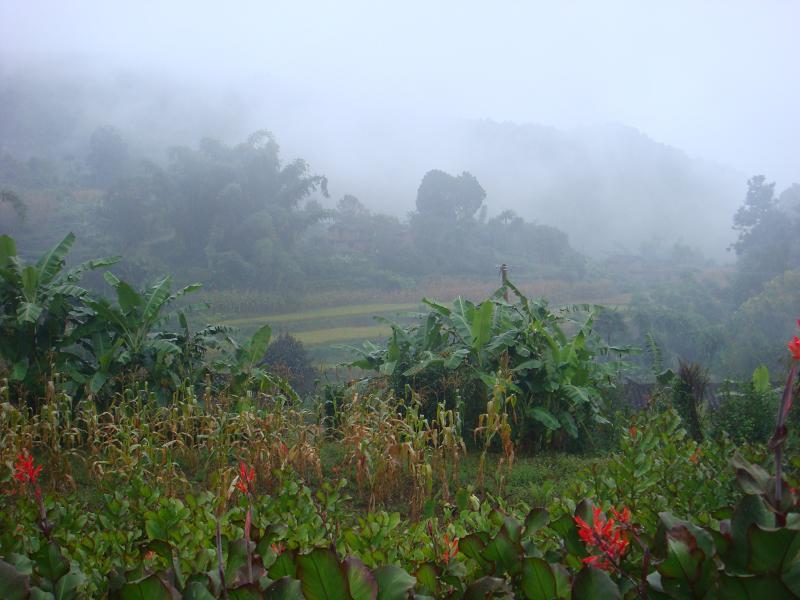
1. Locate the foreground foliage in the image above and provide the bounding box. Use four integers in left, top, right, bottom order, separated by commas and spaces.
1, 376, 798, 598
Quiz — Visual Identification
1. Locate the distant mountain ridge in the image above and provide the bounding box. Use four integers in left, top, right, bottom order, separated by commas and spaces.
298, 116, 744, 260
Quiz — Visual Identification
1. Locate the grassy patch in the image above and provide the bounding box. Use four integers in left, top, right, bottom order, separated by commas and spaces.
295, 325, 391, 346
218, 302, 418, 326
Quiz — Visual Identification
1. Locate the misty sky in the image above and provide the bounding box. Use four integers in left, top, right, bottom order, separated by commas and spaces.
1, 0, 798, 186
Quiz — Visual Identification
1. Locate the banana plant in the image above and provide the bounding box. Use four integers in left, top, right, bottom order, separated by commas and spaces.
211, 323, 299, 401
347, 281, 629, 449
68, 273, 202, 396
0, 232, 119, 400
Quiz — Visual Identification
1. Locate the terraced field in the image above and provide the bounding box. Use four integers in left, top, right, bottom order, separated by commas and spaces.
216, 301, 420, 366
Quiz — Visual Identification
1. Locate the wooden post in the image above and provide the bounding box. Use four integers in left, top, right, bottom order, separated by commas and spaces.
500, 263, 509, 302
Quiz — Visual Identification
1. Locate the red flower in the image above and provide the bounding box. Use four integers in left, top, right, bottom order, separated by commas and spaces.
271, 542, 286, 556
14, 451, 42, 486
574, 506, 630, 572
789, 336, 800, 361
441, 534, 459, 564
235, 462, 255, 494
610, 506, 631, 524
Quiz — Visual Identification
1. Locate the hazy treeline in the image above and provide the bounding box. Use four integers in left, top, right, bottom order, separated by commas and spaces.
0, 125, 585, 292
1, 65, 748, 259
601, 174, 800, 377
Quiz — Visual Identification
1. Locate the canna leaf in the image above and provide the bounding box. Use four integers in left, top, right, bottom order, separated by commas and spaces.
373, 565, 415, 600
296, 548, 348, 600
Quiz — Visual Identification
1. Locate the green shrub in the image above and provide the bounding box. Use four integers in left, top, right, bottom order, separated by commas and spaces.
260, 332, 317, 396
711, 366, 777, 444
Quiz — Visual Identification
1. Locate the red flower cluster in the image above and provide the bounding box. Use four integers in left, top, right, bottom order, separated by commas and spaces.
14, 451, 42, 485
789, 336, 800, 361
441, 534, 459, 564
13, 451, 43, 501
574, 506, 630, 571
235, 462, 255, 494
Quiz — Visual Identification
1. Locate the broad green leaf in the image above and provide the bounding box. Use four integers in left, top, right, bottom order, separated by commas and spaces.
559, 412, 578, 438
33, 542, 69, 583
373, 565, 415, 600
263, 577, 304, 600
444, 348, 470, 370
513, 359, 543, 372
658, 535, 706, 588
748, 525, 800, 574
183, 581, 216, 600
783, 561, 800, 596
343, 557, 377, 600
116, 574, 173, 600
421, 298, 451, 316
0, 560, 30, 600
10, 359, 28, 381
730, 495, 774, 570
719, 572, 794, 598
752, 365, 771, 394
17, 301, 43, 324
528, 407, 560, 431
225, 539, 251, 579
64, 255, 121, 282
571, 566, 620, 600
51, 284, 88, 299
20, 266, 39, 301
732, 454, 771, 496
521, 557, 556, 600
563, 385, 590, 405
141, 276, 173, 323
114, 280, 143, 314
0, 234, 17, 268
36, 232, 74, 285
268, 551, 297, 580
228, 584, 263, 600
414, 564, 438, 595
54, 570, 86, 600
462, 576, 512, 599
103, 271, 121, 286
459, 534, 493, 573
482, 528, 523, 576
296, 548, 348, 600
147, 338, 182, 355
523, 508, 550, 537
246, 324, 272, 366
470, 301, 494, 350
551, 563, 571, 599
89, 371, 109, 394
173, 283, 202, 299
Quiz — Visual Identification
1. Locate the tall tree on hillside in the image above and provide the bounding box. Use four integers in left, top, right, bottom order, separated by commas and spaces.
411, 170, 487, 273
165, 130, 328, 286
730, 175, 798, 302
415, 170, 486, 222
87, 126, 130, 186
